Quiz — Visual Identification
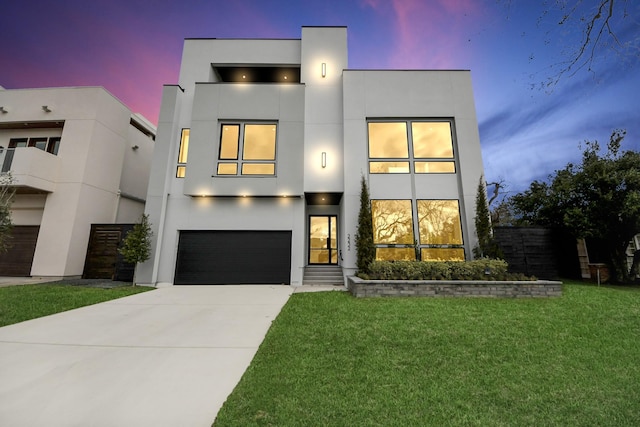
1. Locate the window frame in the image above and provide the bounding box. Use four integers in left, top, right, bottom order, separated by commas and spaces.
216, 122, 278, 177
371, 199, 417, 261
416, 199, 465, 260
371, 198, 466, 262
176, 128, 190, 178
8, 136, 60, 155
367, 119, 457, 175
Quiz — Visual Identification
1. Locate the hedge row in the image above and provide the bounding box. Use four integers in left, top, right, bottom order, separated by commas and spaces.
358, 259, 536, 281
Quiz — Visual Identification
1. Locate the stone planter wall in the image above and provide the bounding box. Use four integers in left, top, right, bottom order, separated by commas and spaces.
347, 276, 562, 298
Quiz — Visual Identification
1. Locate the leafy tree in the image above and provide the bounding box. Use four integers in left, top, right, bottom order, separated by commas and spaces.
355, 175, 375, 274
119, 214, 153, 284
0, 173, 15, 253
510, 130, 640, 283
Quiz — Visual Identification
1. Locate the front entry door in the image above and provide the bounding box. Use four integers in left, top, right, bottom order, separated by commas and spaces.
309, 215, 338, 264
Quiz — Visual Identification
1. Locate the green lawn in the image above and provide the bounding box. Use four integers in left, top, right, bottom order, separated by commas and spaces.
214, 280, 640, 426
0, 283, 152, 327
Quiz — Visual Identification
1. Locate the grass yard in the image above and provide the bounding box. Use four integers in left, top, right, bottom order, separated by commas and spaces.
214, 280, 640, 426
0, 283, 152, 327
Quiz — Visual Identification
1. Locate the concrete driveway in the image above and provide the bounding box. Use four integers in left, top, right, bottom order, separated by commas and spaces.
0, 285, 293, 427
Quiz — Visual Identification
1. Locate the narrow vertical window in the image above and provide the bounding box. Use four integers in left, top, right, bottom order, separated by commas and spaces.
176, 128, 189, 178
219, 125, 240, 160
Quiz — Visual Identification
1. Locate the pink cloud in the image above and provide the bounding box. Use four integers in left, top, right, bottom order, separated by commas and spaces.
370, 0, 486, 69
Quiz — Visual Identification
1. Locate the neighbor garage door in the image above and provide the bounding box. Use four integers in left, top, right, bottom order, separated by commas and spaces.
0, 226, 40, 276
174, 230, 292, 285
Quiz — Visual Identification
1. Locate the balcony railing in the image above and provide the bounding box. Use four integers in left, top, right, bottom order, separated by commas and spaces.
0, 147, 59, 192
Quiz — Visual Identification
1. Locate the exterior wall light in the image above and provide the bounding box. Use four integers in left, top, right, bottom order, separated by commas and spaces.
42, 105, 52, 113
0, 107, 7, 114
321, 151, 327, 168
321, 63, 326, 78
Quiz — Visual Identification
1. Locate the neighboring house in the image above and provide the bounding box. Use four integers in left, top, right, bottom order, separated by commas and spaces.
137, 26, 485, 287
0, 86, 155, 278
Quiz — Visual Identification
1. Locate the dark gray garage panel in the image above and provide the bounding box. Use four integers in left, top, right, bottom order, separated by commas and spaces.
174, 230, 292, 285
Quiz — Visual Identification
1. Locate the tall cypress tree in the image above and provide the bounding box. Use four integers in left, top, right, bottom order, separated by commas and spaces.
473, 176, 498, 259
355, 175, 375, 273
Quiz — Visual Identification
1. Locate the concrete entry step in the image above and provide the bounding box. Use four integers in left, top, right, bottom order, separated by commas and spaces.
303, 265, 344, 286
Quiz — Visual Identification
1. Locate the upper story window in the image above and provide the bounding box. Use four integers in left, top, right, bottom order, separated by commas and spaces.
1, 136, 61, 173
368, 120, 456, 174
216, 123, 277, 176
176, 129, 189, 178
8, 136, 61, 154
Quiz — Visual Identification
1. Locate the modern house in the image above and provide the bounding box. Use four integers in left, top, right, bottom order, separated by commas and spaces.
0, 86, 155, 278
137, 26, 485, 287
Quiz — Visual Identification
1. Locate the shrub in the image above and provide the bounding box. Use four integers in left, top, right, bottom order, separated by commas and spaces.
358, 259, 536, 281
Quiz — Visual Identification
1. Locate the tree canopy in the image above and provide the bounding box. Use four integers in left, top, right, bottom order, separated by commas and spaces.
508, 130, 640, 282
119, 213, 153, 283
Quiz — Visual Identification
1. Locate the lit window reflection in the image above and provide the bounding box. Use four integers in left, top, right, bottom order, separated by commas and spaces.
417, 200, 463, 245
371, 200, 414, 244
368, 122, 409, 158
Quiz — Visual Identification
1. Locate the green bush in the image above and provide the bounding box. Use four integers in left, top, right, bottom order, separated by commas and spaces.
358, 259, 536, 281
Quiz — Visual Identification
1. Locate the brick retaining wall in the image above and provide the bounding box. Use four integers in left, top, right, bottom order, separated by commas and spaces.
347, 277, 562, 298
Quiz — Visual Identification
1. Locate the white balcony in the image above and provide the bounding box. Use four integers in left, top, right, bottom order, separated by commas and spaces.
0, 147, 59, 193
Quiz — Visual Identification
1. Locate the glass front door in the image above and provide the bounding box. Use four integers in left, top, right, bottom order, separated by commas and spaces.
309, 215, 338, 264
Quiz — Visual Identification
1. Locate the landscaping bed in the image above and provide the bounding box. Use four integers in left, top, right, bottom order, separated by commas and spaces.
349, 259, 561, 298
348, 276, 562, 298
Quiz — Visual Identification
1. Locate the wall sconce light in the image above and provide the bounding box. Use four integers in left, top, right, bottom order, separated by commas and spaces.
0, 107, 7, 114
321, 151, 327, 168
42, 105, 52, 113
321, 63, 326, 78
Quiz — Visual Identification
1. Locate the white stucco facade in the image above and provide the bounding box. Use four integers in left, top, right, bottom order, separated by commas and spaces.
137, 26, 485, 287
0, 86, 155, 278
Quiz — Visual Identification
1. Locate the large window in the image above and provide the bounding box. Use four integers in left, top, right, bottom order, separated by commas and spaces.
371, 199, 464, 261
372, 200, 416, 261
368, 120, 455, 174
217, 123, 277, 176
417, 200, 464, 261
176, 129, 189, 178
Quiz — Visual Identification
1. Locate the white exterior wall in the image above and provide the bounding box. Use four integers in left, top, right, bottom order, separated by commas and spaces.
341, 70, 485, 274
301, 27, 347, 193
10, 195, 46, 226
0, 87, 155, 277
138, 37, 309, 286
139, 27, 485, 286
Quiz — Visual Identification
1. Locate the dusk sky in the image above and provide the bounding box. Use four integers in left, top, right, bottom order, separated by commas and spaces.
1, 0, 638, 194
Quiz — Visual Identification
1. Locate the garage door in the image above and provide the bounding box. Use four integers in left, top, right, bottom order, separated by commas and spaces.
0, 226, 40, 276
174, 230, 292, 285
